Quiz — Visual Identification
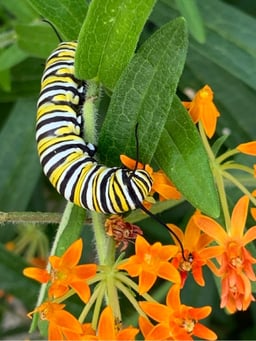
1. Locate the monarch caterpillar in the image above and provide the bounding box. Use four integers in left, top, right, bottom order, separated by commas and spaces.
36, 41, 153, 214
36, 36, 185, 259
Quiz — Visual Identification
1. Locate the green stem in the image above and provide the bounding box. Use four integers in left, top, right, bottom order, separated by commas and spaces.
83, 79, 100, 145
115, 272, 156, 303
92, 212, 108, 265
106, 271, 122, 322
221, 162, 255, 176
0, 211, 62, 225
92, 282, 107, 330
222, 170, 256, 206
198, 122, 231, 230
216, 148, 240, 164
34, 201, 75, 310
114, 279, 147, 318
79, 282, 105, 324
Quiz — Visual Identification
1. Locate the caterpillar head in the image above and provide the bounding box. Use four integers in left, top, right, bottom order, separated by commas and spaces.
125, 168, 153, 209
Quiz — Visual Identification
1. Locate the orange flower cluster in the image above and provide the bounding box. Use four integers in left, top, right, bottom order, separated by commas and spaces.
139, 284, 217, 340
195, 196, 256, 313
24, 238, 97, 303
28, 303, 138, 340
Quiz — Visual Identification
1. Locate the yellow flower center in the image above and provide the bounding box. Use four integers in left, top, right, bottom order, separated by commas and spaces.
230, 256, 243, 268
198, 85, 213, 102
182, 318, 195, 333
180, 260, 192, 272
144, 253, 153, 265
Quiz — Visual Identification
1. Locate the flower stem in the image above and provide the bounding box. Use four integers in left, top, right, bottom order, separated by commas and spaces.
222, 170, 256, 206
92, 212, 109, 265
198, 122, 231, 230
0, 211, 62, 225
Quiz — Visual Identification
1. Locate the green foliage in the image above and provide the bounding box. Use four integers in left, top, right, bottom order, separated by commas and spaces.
27, 0, 88, 40
98, 17, 188, 165
0, 0, 255, 339
0, 243, 39, 309
155, 96, 219, 217
75, 0, 156, 89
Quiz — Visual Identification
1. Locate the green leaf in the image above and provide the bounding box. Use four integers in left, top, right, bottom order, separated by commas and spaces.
0, 98, 41, 210
0, 57, 42, 102
98, 17, 188, 166
27, 0, 88, 40
0, 69, 11, 92
0, 43, 28, 71
16, 22, 59, 58
0, 30, 16, 49
55, 204, 86, 257
0, 243, 39, 310
75, 0, 156, 89
0, 0, 37, 22
152, 0, 256, 147
175, 0, 206, 43
154, 96, 220, 217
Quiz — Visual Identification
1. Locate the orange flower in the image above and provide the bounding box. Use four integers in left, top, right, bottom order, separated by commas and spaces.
118, 235, 180, 294
139, 284, 217, 340
120, 155, 181, 205
23, 238, 97, 303
194, 196, 256, 313
183, 85, 220, 138
237, 141, 256, 156
97, 306, 139, 340
28, 301, 83, 340
169, 211, 213, 287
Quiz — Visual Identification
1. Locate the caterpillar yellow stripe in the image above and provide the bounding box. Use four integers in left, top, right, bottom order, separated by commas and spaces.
36, 42, 152, 214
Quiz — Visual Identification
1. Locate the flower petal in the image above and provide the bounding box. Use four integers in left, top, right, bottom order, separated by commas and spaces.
61, 238, 83, 267
70, 280, 91, 303
139, 269, 157, 294
97, 306, 115, 340
194, 215, 227, 244
237, 141, 256, 156
117, 327, 139, 340
193, 323, 217, 340
166, 284, 181, 309
74, 264, 97, 280
230, 196, 249, 238
243, 226, 256, 245
139, 302, 170, 323
23, 267, 50, 283
48, 324, 62, 341
138, 316, 154, 338
158, 262, 181, 284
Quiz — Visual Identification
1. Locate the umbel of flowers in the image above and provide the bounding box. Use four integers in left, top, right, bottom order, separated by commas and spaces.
23, 85, 256, 340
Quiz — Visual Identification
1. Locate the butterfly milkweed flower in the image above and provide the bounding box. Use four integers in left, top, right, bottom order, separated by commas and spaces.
139, 284, 217, 340
194, 196, 256, 313
120, 155, 181, 206
23, 238, 97, 303
183, 85, 220, 138
169, 211, 214, 288
118, 235, 180, 294
28, 301, 83, 340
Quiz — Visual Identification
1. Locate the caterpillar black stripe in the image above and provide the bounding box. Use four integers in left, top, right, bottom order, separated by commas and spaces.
36, 42, 153, 214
